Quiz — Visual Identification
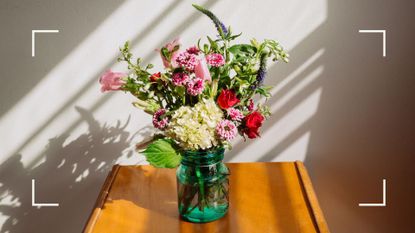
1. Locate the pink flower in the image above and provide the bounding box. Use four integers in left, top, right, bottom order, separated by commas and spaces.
248, 99, 254, 111
186, 46, 200, 55
227, 108, 244, 121
152, 108, 169, 129
194, 58, 211, 82
206, 53, 225, 67
216, 119, 237, 140
160, 38, 181, 68
172, 72, 189, 86
186, 77, 205, 96
99, 70, 126, 92
175, 51, 199, 71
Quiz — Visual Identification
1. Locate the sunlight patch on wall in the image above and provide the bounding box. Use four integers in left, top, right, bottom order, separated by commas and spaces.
229, 85, 323, 162
221, 0, 327, 50
271, 49, 325, 96
271, 66, 324, 113
274, 131, 311, 161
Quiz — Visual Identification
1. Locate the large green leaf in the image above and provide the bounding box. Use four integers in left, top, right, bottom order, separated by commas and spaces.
142, 139, 181, 168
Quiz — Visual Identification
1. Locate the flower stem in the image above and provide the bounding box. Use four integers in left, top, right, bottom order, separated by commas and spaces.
195, 166, 206, 211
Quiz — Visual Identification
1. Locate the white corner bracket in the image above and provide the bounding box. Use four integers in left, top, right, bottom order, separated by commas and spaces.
358, 179, 387, 207
31, 179, 59, 207
31, 29, 60, 57
358, 30, 386, 57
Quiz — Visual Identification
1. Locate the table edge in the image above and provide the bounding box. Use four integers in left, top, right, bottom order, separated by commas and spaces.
295, 161, 331, 233
83, 165, 121, 233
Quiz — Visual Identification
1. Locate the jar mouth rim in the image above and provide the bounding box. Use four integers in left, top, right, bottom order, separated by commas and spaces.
180, 147, 225, 165
182, 147, 225, 156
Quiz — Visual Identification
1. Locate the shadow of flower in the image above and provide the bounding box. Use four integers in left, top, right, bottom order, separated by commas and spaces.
0, 106, 142, 233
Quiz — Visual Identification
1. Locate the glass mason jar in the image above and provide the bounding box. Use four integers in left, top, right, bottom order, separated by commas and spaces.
176, 147, 229, 223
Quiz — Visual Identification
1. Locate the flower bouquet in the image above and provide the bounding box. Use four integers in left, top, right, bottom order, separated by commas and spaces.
99, 4, 289, 222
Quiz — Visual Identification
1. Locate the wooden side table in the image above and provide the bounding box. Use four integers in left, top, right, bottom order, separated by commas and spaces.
83, 162, 330, 233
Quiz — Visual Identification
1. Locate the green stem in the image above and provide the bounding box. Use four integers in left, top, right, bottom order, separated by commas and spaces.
179, 184, 198, 215
195, 166, 206, 211
224, 40, 230, 63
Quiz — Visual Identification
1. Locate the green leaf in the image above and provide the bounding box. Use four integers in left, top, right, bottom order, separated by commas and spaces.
142, 139, 182, 168
228, 32, 242, 41
203, 44, 209, 53
172, 45, 180, 53
207, 36, 218, 50
228, 44, 257, 56
145, 63, 154, 70
161, 47, 169, 60
256, 87, 271, 97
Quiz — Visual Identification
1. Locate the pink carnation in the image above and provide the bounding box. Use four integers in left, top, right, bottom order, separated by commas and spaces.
206, 53, 225, 67
186, 46, 200, 55
216, 119, 237, 140
175, 51, 199, 71
152, 109, 169, 129
172, 72, 189, 86
99, 70, 126, 92
227, 108, 244, 121
186, 77, 205, 96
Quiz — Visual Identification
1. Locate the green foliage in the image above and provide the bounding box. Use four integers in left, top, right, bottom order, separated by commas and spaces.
228, 44, 257, 57
208, 38, 289, 103
142, 139, 182, 168
257, 104, 271, 118
110, 4, 290, 160
251, 38, 290, 62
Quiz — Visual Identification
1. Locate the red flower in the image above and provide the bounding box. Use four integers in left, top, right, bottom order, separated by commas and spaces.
150, 72, 161, 82
217, 89, 240, 109
243, 111, 265, 139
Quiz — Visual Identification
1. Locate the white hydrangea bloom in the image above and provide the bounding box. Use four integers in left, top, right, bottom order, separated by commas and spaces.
167, 99, 223, 150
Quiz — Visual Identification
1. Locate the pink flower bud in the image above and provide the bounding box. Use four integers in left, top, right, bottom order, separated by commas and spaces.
160, 38, 181, 68
99, 70, 127, 92
194, 58, 211, 82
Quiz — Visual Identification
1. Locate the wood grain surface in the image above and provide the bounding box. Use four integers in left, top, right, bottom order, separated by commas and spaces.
83, 162, 330, 233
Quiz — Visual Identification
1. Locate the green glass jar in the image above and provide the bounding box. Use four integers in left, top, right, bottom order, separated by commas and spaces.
176, 147, 229, 223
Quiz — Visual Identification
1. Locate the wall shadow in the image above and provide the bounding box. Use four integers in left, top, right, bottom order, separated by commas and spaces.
0, 0, 126, 117
0, 106, 137, 233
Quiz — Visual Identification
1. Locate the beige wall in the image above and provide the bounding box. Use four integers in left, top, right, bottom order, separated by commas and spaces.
0, 0, 414, 232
